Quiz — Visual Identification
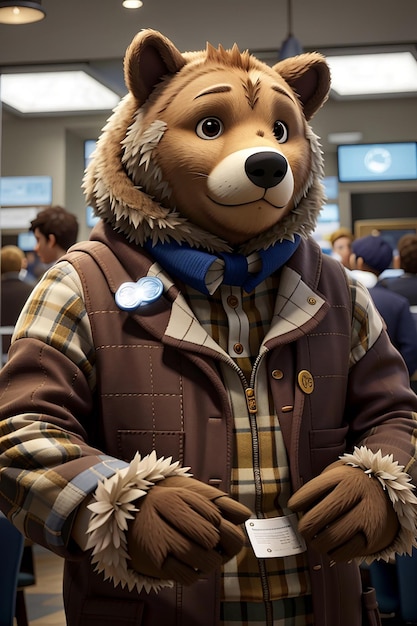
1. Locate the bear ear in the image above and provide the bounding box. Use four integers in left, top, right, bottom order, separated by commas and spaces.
124, 29, 186, 105
272, 52, 331, 121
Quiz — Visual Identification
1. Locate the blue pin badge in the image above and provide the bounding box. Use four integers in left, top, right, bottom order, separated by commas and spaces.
115, 276, 164, 311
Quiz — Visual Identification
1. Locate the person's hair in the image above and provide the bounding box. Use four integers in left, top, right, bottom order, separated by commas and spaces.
29, 206, 79, 251
1, 245, 25, 274
398, 233, 417, 274
329, 227, 354, 247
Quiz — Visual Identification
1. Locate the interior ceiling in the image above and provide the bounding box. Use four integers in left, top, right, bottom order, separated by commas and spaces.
0, 0, 416, 100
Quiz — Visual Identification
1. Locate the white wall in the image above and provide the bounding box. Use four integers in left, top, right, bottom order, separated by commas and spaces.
0, 111, 107, 242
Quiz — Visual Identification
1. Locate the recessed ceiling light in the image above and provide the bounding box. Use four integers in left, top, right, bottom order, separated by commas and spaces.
327, 132, 363, 145
326, 51, 417, 98
122, 0, 143, 8
0, 70, 121, 114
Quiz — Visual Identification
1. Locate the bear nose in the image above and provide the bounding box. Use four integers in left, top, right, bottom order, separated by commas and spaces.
244, 151, 288, 189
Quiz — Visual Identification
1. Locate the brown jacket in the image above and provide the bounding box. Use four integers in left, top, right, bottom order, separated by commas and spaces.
56, 222, 417, 626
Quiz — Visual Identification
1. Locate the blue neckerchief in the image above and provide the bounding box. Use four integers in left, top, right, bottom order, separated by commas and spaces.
143, 236, 301, 295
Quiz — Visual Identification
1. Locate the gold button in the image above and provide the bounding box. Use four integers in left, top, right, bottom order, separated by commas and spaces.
281, 405, 293, 412
272, 369, 283, 379
233, 343, 244, 354
227, 295, 239, 308
297, 369, 314, 394
307, 297, 317, 305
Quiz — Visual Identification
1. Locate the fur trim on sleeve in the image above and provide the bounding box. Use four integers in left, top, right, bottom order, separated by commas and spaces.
85, 451, 191, 593
340, 446, 417, 563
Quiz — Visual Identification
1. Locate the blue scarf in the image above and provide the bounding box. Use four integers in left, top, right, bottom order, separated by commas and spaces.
143, 236, 301, 294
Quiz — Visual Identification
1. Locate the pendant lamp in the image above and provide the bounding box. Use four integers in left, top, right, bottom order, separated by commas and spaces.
278, 0, 303, 60
0, 1, 45, 24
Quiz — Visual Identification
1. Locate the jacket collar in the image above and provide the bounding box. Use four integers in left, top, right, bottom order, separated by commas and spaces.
90, 221, 329, 354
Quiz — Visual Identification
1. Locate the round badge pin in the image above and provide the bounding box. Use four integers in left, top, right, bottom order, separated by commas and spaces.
115, 276, 163, 311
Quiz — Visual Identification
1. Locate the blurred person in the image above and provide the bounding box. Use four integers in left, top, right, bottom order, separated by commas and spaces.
329, 226, 354, 269
380, 233, 417, 306
0, 245, 35, 358
29, 205, 79, 266
351, 234, 417, 377
24, 250, 46, 282
18, 250, 37, 284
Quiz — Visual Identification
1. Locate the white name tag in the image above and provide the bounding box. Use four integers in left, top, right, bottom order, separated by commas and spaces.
245, 514, 306, 558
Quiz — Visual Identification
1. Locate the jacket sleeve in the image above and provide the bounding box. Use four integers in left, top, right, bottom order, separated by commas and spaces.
347, 276, 417, 481
0, 262, 130, 557
345, 281, 417, 458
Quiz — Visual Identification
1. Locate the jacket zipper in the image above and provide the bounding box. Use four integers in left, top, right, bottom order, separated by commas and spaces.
231, 352, 273, 625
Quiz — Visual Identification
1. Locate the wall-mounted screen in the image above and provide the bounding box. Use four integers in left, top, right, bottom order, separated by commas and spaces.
17, 231, 37, 252
0, 175, 52, 207
86, 206, 100, 228
337, 142, 417, 182
84, 139, 97, 168
322, 175, 339, 201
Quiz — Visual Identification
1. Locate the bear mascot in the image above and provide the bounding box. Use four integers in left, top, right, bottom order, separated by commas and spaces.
1, 29, 417, 626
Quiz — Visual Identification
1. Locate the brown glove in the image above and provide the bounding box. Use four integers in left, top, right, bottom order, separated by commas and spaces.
126, 476, 252, 585
288, 463, 399, 562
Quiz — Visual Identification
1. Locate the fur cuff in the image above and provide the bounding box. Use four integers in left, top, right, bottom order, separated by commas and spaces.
340, 446, 417, 563
85, 451, 191, 593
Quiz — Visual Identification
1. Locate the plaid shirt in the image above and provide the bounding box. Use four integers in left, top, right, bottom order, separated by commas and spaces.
1, 258, 385, 624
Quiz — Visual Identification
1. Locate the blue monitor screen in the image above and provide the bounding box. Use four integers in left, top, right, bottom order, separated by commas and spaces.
337, 142, 417, 182
86, 206, 100, 228
322, 176, 338, 200
17, 231, 37, 252
0, 175, 52, 206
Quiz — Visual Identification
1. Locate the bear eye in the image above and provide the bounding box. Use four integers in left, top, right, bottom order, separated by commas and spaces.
273, 121, 288, 143
196, 117, 224, 140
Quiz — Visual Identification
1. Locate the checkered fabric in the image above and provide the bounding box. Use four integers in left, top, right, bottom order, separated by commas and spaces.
2, 258, 386, 623
182, 277, 313, 622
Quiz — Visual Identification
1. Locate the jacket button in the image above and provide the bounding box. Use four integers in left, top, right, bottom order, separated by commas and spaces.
297, 369, 314, 394
312, 564, 322, 571
227, 295, 239, 308
271, 369, 283, 379
307, 297, 317, 305
233, 343, 244, 354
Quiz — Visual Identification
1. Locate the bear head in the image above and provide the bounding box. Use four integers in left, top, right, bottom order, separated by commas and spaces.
84, 29, 330, 255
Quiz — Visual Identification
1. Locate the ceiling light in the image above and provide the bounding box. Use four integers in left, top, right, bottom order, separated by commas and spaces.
0, 0, 45, 24
0, 69, 121, 114
122, 0, 143, 8
326, 50, 417, 98
279, 0, 303, 60
327, 132, 363, 145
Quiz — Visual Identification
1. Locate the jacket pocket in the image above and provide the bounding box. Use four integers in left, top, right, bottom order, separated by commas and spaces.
309, 426, 349, 474
78, 597, 144, 625
117, 429, 185, 463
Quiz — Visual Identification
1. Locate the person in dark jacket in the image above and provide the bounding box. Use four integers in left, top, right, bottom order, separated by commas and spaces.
0, 245, 35, 360
351, 234, 417, 377
381, 233, 417, 306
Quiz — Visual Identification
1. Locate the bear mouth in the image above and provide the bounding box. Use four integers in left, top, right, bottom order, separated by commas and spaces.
206, 147, 295, 210
206, 194, 288, 210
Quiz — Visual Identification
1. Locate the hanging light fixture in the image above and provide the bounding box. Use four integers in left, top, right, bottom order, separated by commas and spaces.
0, 1, 46, 24
278, 0, 303, 60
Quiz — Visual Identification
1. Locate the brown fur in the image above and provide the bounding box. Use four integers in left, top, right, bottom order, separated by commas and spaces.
83, 29, 330, 253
